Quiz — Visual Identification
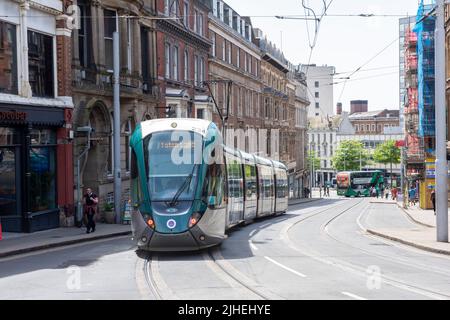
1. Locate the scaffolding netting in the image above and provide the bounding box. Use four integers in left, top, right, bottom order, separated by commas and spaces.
414, 0, 436, 137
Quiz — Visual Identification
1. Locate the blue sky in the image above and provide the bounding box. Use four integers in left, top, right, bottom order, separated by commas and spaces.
226, 0, 421, 112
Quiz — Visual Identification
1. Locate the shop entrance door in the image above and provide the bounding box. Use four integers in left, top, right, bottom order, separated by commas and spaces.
0, 146, 22, 232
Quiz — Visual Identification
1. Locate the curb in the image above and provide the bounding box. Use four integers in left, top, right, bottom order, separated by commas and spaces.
366, 229, 450, 256
0, 231, 132, 259
395, 203, 435, 228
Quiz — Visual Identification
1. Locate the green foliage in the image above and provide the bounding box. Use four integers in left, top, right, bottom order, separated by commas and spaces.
332, 140, 370, 171
103, 202, 113, 212
306, 150, 321, 169
373, 140, 401, 165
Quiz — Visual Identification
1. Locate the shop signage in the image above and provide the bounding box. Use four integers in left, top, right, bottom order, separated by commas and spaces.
0, 110, 27, 122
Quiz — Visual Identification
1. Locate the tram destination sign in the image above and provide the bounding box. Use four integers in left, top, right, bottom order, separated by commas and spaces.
0, 110, 27, 122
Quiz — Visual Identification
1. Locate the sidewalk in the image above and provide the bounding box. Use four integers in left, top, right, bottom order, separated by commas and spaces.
366, 202, 450, 255
0, 224, 132, 258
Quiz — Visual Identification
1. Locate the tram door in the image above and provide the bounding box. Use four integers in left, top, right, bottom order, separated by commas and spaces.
225, 151, 244, 228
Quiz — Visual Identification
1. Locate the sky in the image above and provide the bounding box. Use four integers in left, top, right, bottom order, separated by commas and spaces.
226, 0, 421, 112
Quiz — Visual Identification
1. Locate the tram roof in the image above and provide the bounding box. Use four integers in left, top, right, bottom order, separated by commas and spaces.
140, 118, 214, 138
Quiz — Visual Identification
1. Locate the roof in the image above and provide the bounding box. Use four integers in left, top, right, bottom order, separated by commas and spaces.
308, 115, 342, 130
349, 109, 399, 120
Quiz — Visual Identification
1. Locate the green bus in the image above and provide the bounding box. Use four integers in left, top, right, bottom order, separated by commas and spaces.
336, 171, 385, 197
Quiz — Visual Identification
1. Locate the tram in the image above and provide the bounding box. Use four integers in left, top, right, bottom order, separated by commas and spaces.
130, 119, 288, 251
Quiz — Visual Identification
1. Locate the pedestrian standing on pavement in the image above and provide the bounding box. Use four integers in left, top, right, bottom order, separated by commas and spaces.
84, 188, 98, 234
431, 189, 436, 215
319, 185, 322, 198
326, 185, 330, 197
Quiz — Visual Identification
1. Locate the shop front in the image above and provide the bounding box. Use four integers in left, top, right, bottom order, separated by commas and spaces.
0, 104, 72, 232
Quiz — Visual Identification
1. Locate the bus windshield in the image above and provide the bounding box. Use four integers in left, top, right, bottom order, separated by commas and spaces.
144, 131, 202, 202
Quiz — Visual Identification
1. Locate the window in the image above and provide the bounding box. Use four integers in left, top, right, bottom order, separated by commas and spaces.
77, 2, 90, 69
141, 27, 151, 91
315, 113, 319, 116
29, 129, 56, 213
227, 42, 231, 63
0, 21, 17, 94
194, 55, 199, 86
244, 53, 248, 72
211, 32, 216, 57
124, 120, 132, 172
315, 102, 320, 109
164, 0, 170, 15
183, 2, 189, 27
315, 81, 319, 88
104, 9, 117, 72
127, 19, 133, 72
200, 57, 205, 85
165, 43, 171, 79
222, 39, 226, 61
197, 108, 204, 119
237, 48, 240, 68
28, 30, 54, 98
315, 92, 319, 98
184, 50, 189, 82
173, 46, 179, 81
198, 13, 204, 36
249, 56, 252, 74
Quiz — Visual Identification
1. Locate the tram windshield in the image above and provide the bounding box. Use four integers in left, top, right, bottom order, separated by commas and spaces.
145, 131, 202, 202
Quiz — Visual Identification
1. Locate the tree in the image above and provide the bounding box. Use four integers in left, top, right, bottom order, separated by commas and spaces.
332, 140, 370, 171
373, 140, 401, 185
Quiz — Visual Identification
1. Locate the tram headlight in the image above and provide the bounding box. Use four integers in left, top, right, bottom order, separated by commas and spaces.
144, 215, 155, 229
188, 212, 202, 228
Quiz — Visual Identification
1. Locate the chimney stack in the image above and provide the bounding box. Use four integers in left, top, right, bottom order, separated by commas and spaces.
336, 102, 343, 115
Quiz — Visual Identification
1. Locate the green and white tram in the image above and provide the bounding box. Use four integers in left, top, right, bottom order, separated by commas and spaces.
130, 118, 288, 251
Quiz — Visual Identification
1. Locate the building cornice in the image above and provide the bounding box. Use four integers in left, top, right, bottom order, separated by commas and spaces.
157, 18, 211, 52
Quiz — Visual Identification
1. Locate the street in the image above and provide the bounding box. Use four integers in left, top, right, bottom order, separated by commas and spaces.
1, 198, 450, 300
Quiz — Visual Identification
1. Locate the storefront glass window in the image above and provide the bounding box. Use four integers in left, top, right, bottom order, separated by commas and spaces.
0, 127, 19, 145
0, 147, 17, 216
30, 129, 56, 212
0, 21, 18, 94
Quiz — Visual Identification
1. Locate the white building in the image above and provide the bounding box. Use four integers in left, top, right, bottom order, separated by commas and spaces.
300, 64, 335, 119
308, 112, 354, 185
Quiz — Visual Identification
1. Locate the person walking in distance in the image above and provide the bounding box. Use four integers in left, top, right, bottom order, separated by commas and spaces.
84, 188, 98, 234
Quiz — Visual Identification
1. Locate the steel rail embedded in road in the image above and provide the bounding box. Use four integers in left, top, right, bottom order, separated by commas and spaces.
284, 199, 450, 300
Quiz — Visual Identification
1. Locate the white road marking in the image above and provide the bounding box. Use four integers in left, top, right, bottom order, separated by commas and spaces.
342, 291, 368, 300
356, 209, 368, 232
264, 256, 307, 278
249, 241, 258, 251
260, 223, 271, 229
249, 230, 257, 237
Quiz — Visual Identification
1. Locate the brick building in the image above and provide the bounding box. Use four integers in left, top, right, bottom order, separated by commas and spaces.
208, 0, 262, 150
350, 109, 400, 135
71, 0, 160, 219
156, 0, 212, 119
0, 0, 74, 232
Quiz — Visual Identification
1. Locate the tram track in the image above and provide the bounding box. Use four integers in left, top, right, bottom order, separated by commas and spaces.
283, 198, 450, 300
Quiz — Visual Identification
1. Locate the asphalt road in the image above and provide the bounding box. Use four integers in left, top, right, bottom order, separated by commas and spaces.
1, 198, 450, 300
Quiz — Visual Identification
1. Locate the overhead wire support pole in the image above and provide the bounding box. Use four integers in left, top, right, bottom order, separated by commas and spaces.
113, 31, 122, 225
435, 0, 448, 242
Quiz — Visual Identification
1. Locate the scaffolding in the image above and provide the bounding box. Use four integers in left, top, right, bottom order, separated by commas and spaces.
414, 0, 436, 138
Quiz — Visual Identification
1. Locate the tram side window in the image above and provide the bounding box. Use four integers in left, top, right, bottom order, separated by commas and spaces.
226, 154, 243, 198
203, 163, 225, 208
244, 164, 257, 200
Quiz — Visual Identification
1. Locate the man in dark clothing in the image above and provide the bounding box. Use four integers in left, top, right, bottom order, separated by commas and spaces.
431, 189, 436, 215
84, 188, 98, 234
